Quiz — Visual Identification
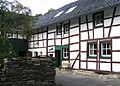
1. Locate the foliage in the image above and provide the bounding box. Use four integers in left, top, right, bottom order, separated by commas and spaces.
44, 8, 55, 15
0, 0, 33, 63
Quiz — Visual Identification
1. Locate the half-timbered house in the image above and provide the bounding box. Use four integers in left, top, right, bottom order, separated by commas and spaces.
28, 0, 120, 72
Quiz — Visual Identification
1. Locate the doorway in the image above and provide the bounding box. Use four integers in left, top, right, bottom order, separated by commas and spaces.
55, 50, 61, 67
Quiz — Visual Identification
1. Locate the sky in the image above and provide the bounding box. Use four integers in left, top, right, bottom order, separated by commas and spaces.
8, 0, 77, 16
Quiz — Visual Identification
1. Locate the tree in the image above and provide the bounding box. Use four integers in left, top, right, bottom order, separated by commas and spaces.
0, 0, 33, 63
44, 8, 55, 15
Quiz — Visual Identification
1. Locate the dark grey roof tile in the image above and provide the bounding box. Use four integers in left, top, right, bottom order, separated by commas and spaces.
35, 0, 120, 28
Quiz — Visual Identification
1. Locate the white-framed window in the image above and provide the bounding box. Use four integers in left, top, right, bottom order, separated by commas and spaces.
101, 42, 111, 57
64, 23, 69, 34
63, 48, 69, 59
88, 43, 97, 57
93, 11, 104, 27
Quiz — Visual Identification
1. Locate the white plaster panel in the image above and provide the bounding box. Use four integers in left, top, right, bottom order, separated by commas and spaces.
104, 28, 110, 38
70, 44, 79, 51
81, 24, 87, 31
30, 42, 33, 48
34, 41, 38, 48
48, 40, 54, 46
88, 62, 96, 70
39, 41, 43, 47
89, 30, 93, 39
104, 8, 113, 18
94, 28, 103, 39
81, 53, 87, 60
81, 62, 86, 69
113, 64, 120, 72
56, 39, 61, 45
104, 19, 112, 27
100, 63, 111, 71
73, 60, 79, 69
70, 36, 79, 43
70, 51, 79, 59
56, 35, 61, 38
88, 22, 93, 30
112, 52, 120, 62
112, 39, 120, 50
70, 60, 74, 67
113, 16, 120, 25
62, 38, 68, 45
115, 6, 120, 16
44, 40, 46, 47
43, 32, 47, 39
80, 42, 87, 51
70, 27, 79, 35
63, 34, 68, 38
110, 26, 120, 37
48, 46, 55, 52
70, 17, 79, 28
38, 34, 42, 40
81, 32, 88, 40
48, 33, 54, 39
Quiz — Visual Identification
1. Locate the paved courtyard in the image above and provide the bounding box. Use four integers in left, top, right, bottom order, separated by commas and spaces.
56, 71, 120, 86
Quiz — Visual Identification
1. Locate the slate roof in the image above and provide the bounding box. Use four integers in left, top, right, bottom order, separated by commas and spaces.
35, 0, 120, 28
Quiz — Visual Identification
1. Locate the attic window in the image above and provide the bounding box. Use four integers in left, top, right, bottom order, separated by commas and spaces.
65, 6, 77, 14
54, 11, 64, 17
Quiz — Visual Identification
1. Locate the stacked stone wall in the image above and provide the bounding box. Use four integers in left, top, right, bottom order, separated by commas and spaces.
0, 57, 56, 86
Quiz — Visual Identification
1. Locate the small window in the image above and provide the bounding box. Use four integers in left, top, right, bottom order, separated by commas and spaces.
100, 42, 111, 58
56, 24, 62, 35
63, 48, 69, 59
64, 23, 69, 34
93, 11, 104, 28
88, 43, 97, 58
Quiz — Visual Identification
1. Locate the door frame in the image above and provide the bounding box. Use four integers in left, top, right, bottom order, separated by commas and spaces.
55, 45, 68, 66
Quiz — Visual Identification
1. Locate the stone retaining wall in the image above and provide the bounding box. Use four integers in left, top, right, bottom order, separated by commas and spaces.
0, 56, 56, 86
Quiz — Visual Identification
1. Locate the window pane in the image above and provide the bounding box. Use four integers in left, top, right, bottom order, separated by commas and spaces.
94, 44, 97, 49
90, 50, 94, 55
94, 50, 97, 54
102, 43, 106, 48
90, 44, 94, 49
107, 49, 111, 55
107, 43, 110, 48
103, 50, 106, 55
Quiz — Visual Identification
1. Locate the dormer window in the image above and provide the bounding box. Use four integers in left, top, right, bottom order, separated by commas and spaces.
54, 11, 64, 17
65, 6, 77, 14
93, 11, 104, 28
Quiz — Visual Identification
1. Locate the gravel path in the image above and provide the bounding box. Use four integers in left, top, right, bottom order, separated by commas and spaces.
56, 71, 120, 86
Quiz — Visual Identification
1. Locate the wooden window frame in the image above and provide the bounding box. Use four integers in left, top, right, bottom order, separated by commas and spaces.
100, 41, 111, 58
93, 11, 104, 28
87, 42, 97, 58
